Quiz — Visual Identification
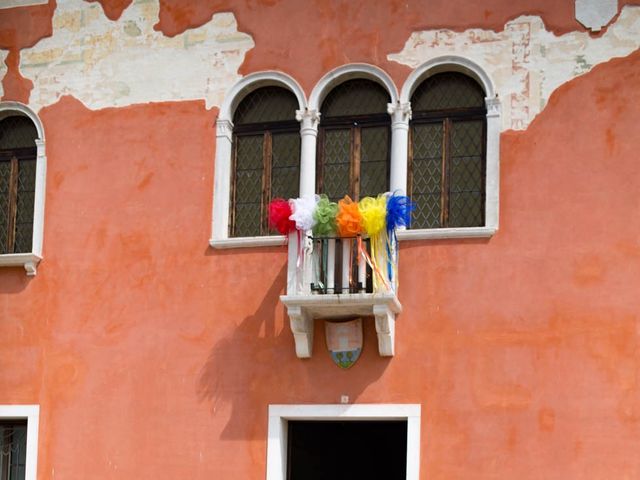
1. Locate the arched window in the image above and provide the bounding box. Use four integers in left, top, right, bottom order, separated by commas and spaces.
409, 72, 487, 229
317, 79, 391, 201
0, 114, 38, 254
230, 86, 301, 237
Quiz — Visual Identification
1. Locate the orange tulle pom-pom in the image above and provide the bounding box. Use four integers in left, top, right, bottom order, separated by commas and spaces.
336, 196, 363, 237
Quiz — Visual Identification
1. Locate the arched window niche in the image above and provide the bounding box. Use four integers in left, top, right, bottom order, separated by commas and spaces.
210, 72, 307, 248
0, 101, 46, 275
308, 63, 402, 203
398, 56, 501, 240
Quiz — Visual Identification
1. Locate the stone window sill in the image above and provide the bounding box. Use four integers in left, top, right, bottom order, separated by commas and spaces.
0, 253, 42, 276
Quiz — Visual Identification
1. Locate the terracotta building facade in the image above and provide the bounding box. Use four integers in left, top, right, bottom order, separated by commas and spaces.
1, 0, 639, 478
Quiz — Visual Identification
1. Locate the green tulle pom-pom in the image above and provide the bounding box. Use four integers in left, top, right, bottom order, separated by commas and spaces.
312, 194, 338, 236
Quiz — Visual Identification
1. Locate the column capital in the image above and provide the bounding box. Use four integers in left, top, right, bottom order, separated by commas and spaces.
485, 96, 501, 117
387, 101, 412, 127
216, 119, 234, 141
296, 109, 321, 135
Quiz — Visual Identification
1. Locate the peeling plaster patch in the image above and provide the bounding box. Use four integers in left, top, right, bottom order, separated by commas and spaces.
0, 0, 48, 8
389, 6, 640, 131
18, 0, 254, 111
0, 50, 7, 98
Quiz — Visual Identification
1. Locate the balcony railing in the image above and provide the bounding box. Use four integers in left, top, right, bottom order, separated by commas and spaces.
281, 232, 401, 358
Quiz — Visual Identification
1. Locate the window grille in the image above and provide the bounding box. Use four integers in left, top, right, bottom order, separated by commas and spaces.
0, 421, 27, 480
230, 87, 300, 237
0, 115, 37, 254
317, 79, 391, 201
409, 72, 486, 229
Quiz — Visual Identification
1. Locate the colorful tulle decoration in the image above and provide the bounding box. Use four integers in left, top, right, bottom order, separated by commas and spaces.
290, 194, 318, 231
385, 192, 414, 291
313, 195, 338, 236
336, 196, 363, 237
269, 191, 414, 295
268, 198, 295, 235
359, 195, 387, 237
386, 193, 414, 233
358, 195, 390, 291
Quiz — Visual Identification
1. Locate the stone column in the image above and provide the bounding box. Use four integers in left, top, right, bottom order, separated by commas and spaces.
387, 102, 412, 195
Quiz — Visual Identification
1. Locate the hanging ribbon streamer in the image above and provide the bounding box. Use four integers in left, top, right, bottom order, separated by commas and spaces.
290, 195, 319, 268
385, 192, 415, 290
359, 195, 390, 292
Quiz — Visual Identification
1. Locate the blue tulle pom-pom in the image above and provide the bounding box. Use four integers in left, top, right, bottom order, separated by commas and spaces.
386, 193, 414, 232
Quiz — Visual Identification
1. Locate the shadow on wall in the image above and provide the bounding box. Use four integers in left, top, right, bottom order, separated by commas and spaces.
0, 268, 33, 293
197, 262, 391, 440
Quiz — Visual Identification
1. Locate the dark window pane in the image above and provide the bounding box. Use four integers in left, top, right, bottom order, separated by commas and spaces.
0, 161, 9, 253
0, 116, 37, 150
271, 132, 300, 201
321, 129, 351, 202
449, 120, 484, 227
321, 79, 390, 118
411, 123, 443, 229
411, 72, 485, 111
14, 159, 36, 253
360, 126, 389, 197
234, 87, 298, 125
233, 135, 263, 237
0, 422, 27, 480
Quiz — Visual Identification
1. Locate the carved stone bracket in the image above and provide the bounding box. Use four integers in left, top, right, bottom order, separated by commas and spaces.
281, 293, 401, 358
287, 305, 314, 358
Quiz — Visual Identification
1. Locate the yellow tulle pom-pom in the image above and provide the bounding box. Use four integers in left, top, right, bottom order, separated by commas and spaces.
359, 195, 387, 237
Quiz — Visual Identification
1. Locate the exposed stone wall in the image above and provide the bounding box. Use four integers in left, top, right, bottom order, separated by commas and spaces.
2, 1, 639, 134
389, 6, 640, 131
17, 0, 254, 111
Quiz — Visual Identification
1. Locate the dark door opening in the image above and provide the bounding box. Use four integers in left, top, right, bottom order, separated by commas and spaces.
287, 420, 407, 480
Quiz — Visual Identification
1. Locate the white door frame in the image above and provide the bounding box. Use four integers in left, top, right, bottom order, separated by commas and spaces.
266, 404, 421, 480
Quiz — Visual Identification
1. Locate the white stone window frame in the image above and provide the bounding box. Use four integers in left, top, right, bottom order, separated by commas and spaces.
0, 404, 40, 480
397, 55, 501, 240
0, 102, 47, 275
210, 71, 308, 249
266, 403, 421, 480
211, 59, 500, 249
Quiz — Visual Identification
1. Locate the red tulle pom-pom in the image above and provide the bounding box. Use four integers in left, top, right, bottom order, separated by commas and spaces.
268, 198, 295, 235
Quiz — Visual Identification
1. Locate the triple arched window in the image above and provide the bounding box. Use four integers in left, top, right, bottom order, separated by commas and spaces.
213, 59, 501, 246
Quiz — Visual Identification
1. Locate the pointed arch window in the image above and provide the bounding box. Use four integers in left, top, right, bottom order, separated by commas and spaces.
409, 72, 487, 229
317, 79, 391, 201
230, 86, 301, 237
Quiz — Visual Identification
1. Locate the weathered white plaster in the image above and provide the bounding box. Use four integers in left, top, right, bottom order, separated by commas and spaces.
576, 0, 619, 32
18, 0, 254, 111
0, 0, 47, 9
0, 50, 7, 98
389, 5, 640, 131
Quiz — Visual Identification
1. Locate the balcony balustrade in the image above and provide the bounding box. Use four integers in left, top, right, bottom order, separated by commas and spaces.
281, 232, 401, 358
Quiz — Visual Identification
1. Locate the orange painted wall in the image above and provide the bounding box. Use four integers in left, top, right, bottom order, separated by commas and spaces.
1, 1, 639, 479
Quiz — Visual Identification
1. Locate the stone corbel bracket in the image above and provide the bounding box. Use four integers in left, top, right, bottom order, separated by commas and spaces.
280, 293, 402, 358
